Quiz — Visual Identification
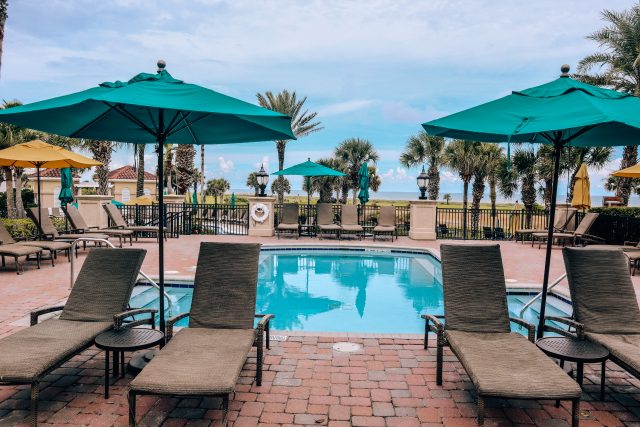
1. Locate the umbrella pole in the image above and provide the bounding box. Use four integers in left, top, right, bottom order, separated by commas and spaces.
157, 112, 166, 336
37, 165, 42, 240
536, 141, 562, 339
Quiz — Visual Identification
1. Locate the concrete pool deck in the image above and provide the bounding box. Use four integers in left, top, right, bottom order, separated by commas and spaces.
1, 235, 640, 426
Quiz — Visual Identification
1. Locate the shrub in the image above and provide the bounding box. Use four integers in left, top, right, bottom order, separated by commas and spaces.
1, 217, 66, 240
590, 207, 640, 218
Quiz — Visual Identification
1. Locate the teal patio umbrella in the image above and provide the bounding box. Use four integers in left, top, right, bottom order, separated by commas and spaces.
0, 60, 295, 333
272, 158, 346, 205
357, 162, 369, 205
423, 65, 640, 338
58, 167, 74, 207
230, 192, 236, 207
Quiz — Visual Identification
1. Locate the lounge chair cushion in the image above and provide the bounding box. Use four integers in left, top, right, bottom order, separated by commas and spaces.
56, 233, 110, 240
129, 328, 255, 395
127, 226, 163, 232
19, 241, 71, 251
277, 224, 299, 230
319, 224, 341, 231
0, 319, 112, 382
99, 228, 134, 236
586, 333, 640, 374
341, 224, 363, 232
446, 330, 581, 399
373, 225, 395, 232
0, 244, 42, 257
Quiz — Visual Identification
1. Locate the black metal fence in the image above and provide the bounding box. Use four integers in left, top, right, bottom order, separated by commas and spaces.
115, 203, 249, 236
576, 211, 640, 245
436, 208, 548, 240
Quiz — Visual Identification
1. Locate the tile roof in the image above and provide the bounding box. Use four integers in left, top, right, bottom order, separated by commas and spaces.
27, 168, 80, 178
107, 165, 156, 180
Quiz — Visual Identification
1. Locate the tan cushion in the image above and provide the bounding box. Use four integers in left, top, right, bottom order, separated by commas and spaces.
129, 328, 255, 395
319, 224, 341, 231
587, 333, 640, 374
373, 225, 395, 232
341, 225, 363, 232
99, 228, 134, 236
0, 319, 112, 382
446, 331, 581, 399
0, 244, 42, 257
277, 224, 299, 230
19, 241, 71, 250
56, 233, 110, 240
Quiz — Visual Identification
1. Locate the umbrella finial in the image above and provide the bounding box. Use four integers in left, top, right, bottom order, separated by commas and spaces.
157, 59, 166, 73
560, 64, 570, 77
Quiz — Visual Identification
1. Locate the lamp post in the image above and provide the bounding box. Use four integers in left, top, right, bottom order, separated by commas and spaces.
257, 164, 269, 197
417, 165, 429, 200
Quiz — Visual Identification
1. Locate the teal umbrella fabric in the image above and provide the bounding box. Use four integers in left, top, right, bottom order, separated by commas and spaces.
357, 163, 369, 205
58, 167, 74, 207
273, 158, 345, 205
422, 66, 640, 338
230, 192, 236, 207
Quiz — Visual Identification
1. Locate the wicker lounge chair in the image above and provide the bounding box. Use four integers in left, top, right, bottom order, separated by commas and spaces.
0, 223, 42, 273
532, 212, 603, 248
373, 206, 397, 241
128, 242, 273, 427
276, 203, 300, 239
316, 203, 341, 240
0, 221, 71, 267
63, 205, 134, 248
340, 205, 363, 240
423, 244, 582, 426
103, 203, 166, 242
546, 247, 640, 395
27, 207, 110, 248
515, 211, 575, 243
0, 248, 152, 426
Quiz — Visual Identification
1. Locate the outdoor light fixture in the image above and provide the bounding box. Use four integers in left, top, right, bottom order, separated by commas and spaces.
417, 165, 428, 200
257, 164, 269, 197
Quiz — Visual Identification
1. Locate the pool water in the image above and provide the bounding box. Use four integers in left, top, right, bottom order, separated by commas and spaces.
130, 248, 570, 334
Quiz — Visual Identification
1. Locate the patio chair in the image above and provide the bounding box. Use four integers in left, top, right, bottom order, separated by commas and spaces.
128, 242, 273, 427
340, 205, 363, 240
547, 247, 640, 393
0, 221, 71, 266
63, 205, 134, 248
532, 212, 603, 249
27, 207, 110, 250
516, 211, 575, 243
0, 248, 152, 426
276, 203, 300, 239
316, 203, 341, 240
103, 203, 166, 242
438, 223, 450, 238
423, 244, 581, 426
373, 206, 397, 241
0, 222, 42, 274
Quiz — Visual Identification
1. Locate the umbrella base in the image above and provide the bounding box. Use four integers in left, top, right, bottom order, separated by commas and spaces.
128, 349, 158, 374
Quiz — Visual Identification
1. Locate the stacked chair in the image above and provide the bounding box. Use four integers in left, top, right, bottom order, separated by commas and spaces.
63, 204, 134, 248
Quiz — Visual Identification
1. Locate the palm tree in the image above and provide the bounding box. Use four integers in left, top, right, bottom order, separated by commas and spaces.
499, 147, 538, 227
443, 139, 481, 210
271, 177, 291, 198
256, 90, 323, 203
399, 131, 445, 200
135, 145, 145, 197
0, 0, 8, 78
86, 140, 116, 196
468, 144, 503, 236
576, 4, 640, 205
304, 157, 346, 202
175, 144, 195, 195
205, 177, 230, 204
164, 143, 175, 194
335, 138, 379, 203
443, 193, 452, 205
246, 172, 260, 196
368, 165, 381, 193
565, 147, 613, 201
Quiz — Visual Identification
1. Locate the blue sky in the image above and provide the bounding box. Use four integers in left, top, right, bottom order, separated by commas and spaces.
1, 0, 636, 198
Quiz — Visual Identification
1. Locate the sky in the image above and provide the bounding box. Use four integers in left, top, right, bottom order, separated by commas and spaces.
1, 0, 637, 199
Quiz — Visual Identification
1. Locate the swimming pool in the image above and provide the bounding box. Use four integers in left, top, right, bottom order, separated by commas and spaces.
130, 247, 570, 334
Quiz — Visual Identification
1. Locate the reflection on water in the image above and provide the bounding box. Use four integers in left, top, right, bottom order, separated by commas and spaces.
256, 251, 443, 333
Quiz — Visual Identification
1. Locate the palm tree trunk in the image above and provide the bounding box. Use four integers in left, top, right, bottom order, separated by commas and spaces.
200, 144, 205, 200
14, 168, 24, 218
0, 0, 8, 78
90, 140, 112, 196
471, 175, 485, 238
136, 145, 145, 197
276, 140, 286, 203
3, 166, 14, 218
462, 179, 469, 209
427, 164, 440, 200
616, 146, 638, 205
489, 177, 497, 211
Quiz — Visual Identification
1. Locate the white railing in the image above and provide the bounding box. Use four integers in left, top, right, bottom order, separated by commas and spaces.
518, 273, 567, 319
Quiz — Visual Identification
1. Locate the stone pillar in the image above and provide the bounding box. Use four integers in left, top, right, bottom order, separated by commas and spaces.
409, 200, 437, 240
163, 195, 185, 204
75, 195, 114, 228
248, 196, 276, 237
554, 203, 577, 231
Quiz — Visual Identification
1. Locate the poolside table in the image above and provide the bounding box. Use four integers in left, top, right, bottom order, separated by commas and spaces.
95, 328, 164, 398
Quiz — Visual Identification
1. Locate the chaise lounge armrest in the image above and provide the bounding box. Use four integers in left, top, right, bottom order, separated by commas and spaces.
256, 314, 275, 350
30, 305, 65, 325
509, 317, 535, 343
624, 241, 639, 247
421, 314, 445, 349
543, 316, 584, 339
114, 308, 158, 329
166, 312, 191, 341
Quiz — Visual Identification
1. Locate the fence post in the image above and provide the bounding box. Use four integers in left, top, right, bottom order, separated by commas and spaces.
409, 200, 437, 240
248, 196, 276, 237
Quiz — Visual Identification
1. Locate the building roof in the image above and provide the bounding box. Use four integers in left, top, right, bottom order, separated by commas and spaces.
28, 168, 80, 178
107, 165, 156, 180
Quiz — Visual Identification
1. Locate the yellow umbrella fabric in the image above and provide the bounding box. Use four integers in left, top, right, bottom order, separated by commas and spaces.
612, 163, 640, 178
571, 163, 591, 210
0, 139, 101, 168
124, 195, 155, 206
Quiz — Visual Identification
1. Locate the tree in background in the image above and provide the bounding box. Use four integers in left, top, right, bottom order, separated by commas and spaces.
499, 147, 538, 227
399, 131, 445, 200
256, 90, 323, 203
246, 172, 260, 196
175, 144, 195, 194
135, 145, 145, 197
305, 157, 346, 202
335, 138, 379, 204
443, 139, 480, 210
86, 140, 116, 196
0, 0, 8, 78
469, 144, 503, 236
271, 177, 291, 198
205, 177, 230, 204
443, 193, 452, 205
368, 165, 381, 192
577, 4, 640, 205
164, 144, 175, 194
565, 147, 613, 202
200, 145, 206, 201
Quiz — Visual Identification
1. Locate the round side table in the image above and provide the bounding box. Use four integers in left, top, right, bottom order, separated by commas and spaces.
95, 328, 165, 398
537, 336, 609, 402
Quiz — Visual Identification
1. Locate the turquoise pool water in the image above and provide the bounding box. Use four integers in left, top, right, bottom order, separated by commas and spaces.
130, 248, 569, 334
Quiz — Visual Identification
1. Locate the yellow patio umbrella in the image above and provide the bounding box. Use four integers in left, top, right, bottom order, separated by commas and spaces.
0, 139, 101, 235
571, 163, 591, 211
612, 163, 640, 178
124, 195, 155, 206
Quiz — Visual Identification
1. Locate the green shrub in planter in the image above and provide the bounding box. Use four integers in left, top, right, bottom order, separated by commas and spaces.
590, 207, 640, 218
1, 217, 66, 240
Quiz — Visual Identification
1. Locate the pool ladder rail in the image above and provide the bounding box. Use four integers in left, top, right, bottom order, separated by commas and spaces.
518, 273, 567, 319
68, 237, 173, 315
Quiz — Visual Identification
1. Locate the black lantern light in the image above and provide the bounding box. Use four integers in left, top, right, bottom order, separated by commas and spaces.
257, 164, 269, 197
417, 165, 428, 200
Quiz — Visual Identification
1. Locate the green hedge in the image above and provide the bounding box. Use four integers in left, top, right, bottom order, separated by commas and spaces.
590, 207, 640, 218
0, 217, 66, 240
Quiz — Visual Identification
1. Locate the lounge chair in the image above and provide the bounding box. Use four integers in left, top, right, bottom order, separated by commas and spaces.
516, 211, 575, 243
63, 205, 134, 248
316, 203, 341, 240
340, 205, 363, 240
27, 207, 110, 248
547, 247, 640, 395
0, 221, 72, 271
532, 212, 603, 248
128, 242, 273, 426
0, 248, 152, 425
0, 222, 42, 273
103, 203, 166, 242
423, 244, 582, 426
276, 203, 300, 239
373, 206, 397, 241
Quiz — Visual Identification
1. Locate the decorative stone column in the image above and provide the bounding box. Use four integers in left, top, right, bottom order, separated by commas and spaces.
248, 196, 276, 237
409, 200, 437, 240
75, 195, 114, 228
554, 203, 577, 231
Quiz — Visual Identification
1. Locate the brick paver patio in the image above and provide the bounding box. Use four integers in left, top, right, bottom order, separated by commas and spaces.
1, 235, 640, 426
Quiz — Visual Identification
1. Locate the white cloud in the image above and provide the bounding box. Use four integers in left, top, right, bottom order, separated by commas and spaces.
255, 156, 270, 171
317, 100, 377, 117
381, 167, 412, 183
218, 156, 234, 173
589, 157, 622, 192
441, 171, 460, 183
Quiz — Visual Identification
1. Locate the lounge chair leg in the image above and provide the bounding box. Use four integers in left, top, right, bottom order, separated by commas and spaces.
222, 394, 229, 427
15, 257, 22, 275
436, 341, 443, 386
31, 382, 39, 427
128, 390, 136, 426
477, 396, 485, 426
571, 398, 580, 427
37, 252, 41, 269
423, 319, 428, 350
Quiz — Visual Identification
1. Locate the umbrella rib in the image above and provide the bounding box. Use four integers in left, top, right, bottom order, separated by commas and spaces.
107, 102, 158, 137
164, 110, 184, 135
69, 104, 117, 138
177, 111, 201, 145
145, 107, 158, 132
166, 112, 210, 138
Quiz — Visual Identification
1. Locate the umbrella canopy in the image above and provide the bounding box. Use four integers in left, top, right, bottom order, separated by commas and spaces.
58, 167, 74, 207
230, 192, 236, 207
422, 65, 640, 338
125, 195, 155, 206
612, 163, 640, 178
192, 190, 198, 205
357, 162, 370, 205
571, 163, 591, 210
0, 61, 295, 334
111, 199, 124, 207
273, 158, 345, 205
